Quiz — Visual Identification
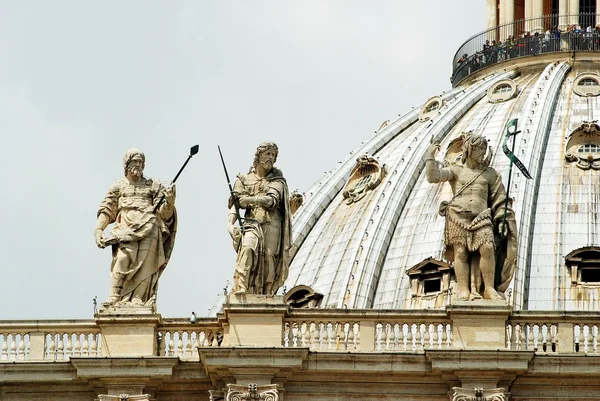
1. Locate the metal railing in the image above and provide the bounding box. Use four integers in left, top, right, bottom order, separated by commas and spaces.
452, 13, 600, 85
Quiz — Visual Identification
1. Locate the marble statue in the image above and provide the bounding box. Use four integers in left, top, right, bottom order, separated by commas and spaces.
228, 142, 292, 296
94, 149, 177, 309
425, 134, 517, 301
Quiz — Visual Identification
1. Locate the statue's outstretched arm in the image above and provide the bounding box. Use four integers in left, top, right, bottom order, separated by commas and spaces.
425, 142, 454, 183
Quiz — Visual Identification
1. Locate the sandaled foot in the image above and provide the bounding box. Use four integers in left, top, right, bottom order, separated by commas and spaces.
483, 288, 503, 300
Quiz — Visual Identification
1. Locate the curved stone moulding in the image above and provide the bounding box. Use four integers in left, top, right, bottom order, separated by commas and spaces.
305, 71, 517, 308
509, 61, 571, 310
347, 70, 520, 309
287, 73, 516, 303
288, 88, 462, 277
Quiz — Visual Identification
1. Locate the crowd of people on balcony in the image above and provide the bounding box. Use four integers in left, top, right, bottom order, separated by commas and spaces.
453, 24, 600, 82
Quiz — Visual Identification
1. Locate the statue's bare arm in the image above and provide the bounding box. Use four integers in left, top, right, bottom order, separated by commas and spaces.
425, 141, 454, 183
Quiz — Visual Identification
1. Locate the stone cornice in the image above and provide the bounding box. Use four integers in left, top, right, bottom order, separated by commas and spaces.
426, 350, 534, 373
70, 357, 179, 379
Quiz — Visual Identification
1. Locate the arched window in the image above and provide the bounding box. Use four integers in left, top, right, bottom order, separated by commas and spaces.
579, 78, 599, 87
425, 102, 440, 113
488, 79, 517, 103
578, 143, 600, 153
573, 74, 600, 96
493, 83, 513, 93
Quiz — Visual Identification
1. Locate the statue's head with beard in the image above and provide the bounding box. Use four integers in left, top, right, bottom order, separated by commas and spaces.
123, 148, 146, 178
461, 134, 488, 165
251, 142, 278, 172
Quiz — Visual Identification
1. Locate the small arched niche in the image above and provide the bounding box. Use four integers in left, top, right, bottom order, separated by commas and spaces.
565, 121, 600, 170
419, 96, 444, 122
573, 73, 600, 97
487, 79, 518, 103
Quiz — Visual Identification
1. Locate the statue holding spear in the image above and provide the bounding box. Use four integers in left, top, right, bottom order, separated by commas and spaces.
425, 121, 529, 301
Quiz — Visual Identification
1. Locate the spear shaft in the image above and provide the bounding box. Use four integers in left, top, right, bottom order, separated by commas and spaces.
218, 146, 244, 231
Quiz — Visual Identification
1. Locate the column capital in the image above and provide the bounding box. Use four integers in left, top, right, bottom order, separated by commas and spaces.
452, 387, 508, 401
226, 383, 281, 401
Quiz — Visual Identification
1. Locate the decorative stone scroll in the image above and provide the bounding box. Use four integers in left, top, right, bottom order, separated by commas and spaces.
452, 387, 506, 401
96, 395, 153, 401
342, 154, 386, 204
226, 383, 279, 401
565, 121, 600, 170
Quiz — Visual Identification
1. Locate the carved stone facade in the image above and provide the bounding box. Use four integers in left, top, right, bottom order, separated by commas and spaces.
565, 121, 600, 170
452, 387, 507, 401
226, 384, 279, 401
342, 154, 386, 204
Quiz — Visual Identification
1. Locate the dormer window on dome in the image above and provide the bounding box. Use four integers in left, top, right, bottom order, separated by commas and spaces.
342, 154, 386, 204
419, 96, 444, 122
487, 79, 517, 103
573, 74, 600, 97
565, 121, 600, 170
565, 247, 600, 285
406, 258, 452, 308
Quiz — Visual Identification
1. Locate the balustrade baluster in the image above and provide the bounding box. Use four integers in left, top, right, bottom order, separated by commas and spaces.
423, 324, 430, 350
48, 334, 57, 360
283, 323, 290, 347
310, 322, 318, 350
9, 334, 16, 360
17, 335, 25, 360
82, 334, 90, 356
193, 331, 201, 353
375, 323, 383, 351
292, 322, 299, 347
184, 331, 193, 358
74, 333, 82, 356
65, 334, 73, 358
177, 331, 184, 356
347, 323, 355, 350
391, 324, 399, 351
406, 324, 414, 351
430, 324, 439, 349
1, 335, 7, 361
440, 325, 448, 349
301, 322, 308, 347
586, 325, 593, 354
90, 334, 98, 357
56, 333, 65, 360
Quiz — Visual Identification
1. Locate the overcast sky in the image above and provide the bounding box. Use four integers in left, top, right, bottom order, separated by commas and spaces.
0, 1, 486, 320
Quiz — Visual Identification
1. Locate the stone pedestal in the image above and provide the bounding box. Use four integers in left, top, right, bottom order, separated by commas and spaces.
95, 313, 161, 357
448, 301, 510, 350
222, 294, 287, 347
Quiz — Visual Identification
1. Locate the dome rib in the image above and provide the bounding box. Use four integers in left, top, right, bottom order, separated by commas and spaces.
509, 62, 571, 310
289, 89, 467, 264
349, 71, 519, 308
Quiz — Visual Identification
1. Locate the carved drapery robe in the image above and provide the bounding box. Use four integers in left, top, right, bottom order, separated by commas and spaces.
231, 168, 292, 294
98, 177, 177, 303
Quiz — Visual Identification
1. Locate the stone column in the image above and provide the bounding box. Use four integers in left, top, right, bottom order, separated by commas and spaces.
525, 0, 534, 32
569, 0, 580, 26
533, 0, 545, 32
500, 0, 515, 37
487, 0, 498, 30
559, 0, 569, 30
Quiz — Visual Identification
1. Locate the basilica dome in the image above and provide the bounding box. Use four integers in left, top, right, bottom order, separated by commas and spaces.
286, 21, 600, 312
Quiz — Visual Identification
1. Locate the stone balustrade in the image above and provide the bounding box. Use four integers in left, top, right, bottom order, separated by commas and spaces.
2, 310, 600, 362
0, 320, 101, 361
157, 318, 223, 360
507, 312, 600, 354
282, 309, 451, 352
